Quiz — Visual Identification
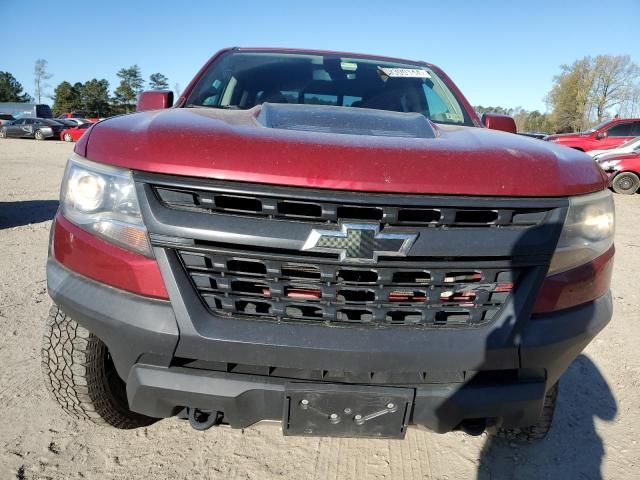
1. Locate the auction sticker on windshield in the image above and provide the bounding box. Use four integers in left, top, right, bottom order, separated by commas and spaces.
378, 67, 431, 80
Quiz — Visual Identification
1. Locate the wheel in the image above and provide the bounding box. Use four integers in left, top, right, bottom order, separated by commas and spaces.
34, 129, 45, 140
611, 172, 640, 195
493, 383, 558, 443
41, 304, 156, 429
63, 133, 73, 142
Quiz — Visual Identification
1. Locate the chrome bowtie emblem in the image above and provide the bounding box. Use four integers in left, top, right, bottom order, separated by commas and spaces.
302, 223, 418, 263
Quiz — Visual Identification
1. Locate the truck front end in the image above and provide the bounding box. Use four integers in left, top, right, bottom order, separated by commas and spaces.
43, 49, 614, 441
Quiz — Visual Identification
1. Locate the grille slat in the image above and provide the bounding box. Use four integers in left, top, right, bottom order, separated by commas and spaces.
180, 250, 518, 328
155, 186, 551, 228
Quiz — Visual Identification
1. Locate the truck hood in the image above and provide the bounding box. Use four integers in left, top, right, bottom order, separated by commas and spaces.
81, 106, 607, 197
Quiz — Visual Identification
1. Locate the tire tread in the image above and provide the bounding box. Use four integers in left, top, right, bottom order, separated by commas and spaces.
41, 304, 155, 429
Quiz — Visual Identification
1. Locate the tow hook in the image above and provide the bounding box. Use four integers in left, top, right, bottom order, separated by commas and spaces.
187, 408, 224, 430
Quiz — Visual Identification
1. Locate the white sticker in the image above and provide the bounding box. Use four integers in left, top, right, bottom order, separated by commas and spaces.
340, 61, 358, 71
378, 67, 431, 80
445, 112, 464, 122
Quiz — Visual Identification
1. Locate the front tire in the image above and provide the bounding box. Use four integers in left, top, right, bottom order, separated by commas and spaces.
34, 129, 45, 140
0, 127, 6, 138
611, 172, 640, 195
63, 133, 73, 142
493, 383, 558, 443
41, 304, 156, 429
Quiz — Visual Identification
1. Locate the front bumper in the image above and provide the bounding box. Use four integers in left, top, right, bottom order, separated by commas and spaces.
47, 258, 613, 433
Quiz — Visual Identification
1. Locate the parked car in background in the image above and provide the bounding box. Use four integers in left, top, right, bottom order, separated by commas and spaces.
0, 102, 53, 119
598, 153, 640, 194
58, 118, 92, 126
57, 111, 87, 119
587, 136, 640, 160
60, 122, 92, 142
55, 118, 80, 128
0, 113, 15, 126
0, 117, 64, 140
544, 118, 640, 151
57, 112, 100, 123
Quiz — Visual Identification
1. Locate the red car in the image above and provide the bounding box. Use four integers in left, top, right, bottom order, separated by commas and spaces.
598, 152, 640, 194
545, 118, 640, 151
42, 47, 613, 443
60, 122, 92, 142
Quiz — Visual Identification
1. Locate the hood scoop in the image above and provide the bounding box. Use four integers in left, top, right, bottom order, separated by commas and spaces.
257, 103, 436, 139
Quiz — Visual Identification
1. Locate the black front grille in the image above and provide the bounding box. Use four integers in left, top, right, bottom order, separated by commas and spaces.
178, 249, 519, 328
154, 185, 552, 228
137, 174, 564, 331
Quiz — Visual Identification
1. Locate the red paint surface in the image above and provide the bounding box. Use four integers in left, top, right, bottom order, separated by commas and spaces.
533, 246, 614, 313
137, 91, 174, 112
52, 213, 169, 299
83, 107, 606, 197
605, 152, 640, 176
74, 128, 90, 156
481, 113, 517, 134
546, 118, 640, 151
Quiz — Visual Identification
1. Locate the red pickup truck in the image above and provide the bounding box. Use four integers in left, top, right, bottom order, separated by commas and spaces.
42, 48, 614, 442
545, 118, 640, 151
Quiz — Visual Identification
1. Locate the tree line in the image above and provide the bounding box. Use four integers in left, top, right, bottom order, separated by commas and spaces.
50, 66, 171, 117
1, 54, 639, 131
476, 54, 640, 134
0, 59, 175, 117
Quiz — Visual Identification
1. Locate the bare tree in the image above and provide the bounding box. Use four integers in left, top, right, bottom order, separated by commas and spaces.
590, 55, 640, 122
619, 84, 640, 118
547, 55, 640, 132
34, 59, 53, 103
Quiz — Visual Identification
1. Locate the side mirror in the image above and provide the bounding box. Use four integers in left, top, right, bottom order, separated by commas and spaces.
136, 91, 174, 112
481, 113, 517, 134
596, 131, 607, 140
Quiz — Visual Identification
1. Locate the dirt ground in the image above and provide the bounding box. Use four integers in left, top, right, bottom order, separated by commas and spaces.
0, 138, 638, 480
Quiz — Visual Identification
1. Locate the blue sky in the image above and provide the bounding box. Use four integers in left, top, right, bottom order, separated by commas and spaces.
2, 0, 639, 112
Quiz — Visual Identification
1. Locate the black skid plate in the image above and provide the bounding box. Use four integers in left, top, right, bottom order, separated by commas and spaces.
283, 383, 414, 439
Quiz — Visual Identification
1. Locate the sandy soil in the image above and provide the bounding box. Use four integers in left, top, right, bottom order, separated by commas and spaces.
0, 138, 638, 479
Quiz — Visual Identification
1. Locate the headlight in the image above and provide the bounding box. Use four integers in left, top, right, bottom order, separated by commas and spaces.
547, 190, 614, 275
60, 154, 152, 257
598, 159, 621, 171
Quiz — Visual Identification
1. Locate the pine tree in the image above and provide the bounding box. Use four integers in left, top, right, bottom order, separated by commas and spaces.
0, 72, 32, 102
52, 81, 82, 115
149, 73, 169, 90
114, 65, 144, 113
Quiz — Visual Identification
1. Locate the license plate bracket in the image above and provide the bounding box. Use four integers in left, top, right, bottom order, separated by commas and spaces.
283, 383, 414, 439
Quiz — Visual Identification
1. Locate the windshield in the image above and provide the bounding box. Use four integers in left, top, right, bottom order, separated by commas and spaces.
185, 51, 474, 126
